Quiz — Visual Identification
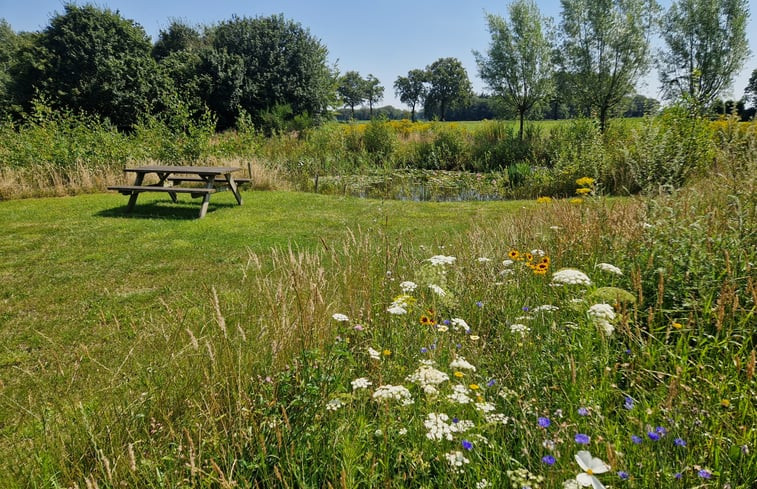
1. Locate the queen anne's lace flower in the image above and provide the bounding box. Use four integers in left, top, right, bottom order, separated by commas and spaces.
449, 356, 476, 371
533, 304, 559, 313
332, 313, 349, 322
588, 303, 616, 336
387, 304, 407, 315
407, 364, 450, 387
596, 263, 623, 275
399, 280, 418, 292
510, 323, 530, 335
551, 268, 593, 286
428, 284, 447, 297
373, 385, 413, 404
427, 255, 457, 266
326, 398, 345, 411
351, 377, 372, 390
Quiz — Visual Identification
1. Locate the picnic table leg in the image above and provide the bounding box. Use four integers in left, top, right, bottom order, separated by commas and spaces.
126, 173, 144, 212
225, 175, 243, 205
198, 175, 216, 218
157, 172, 178, 203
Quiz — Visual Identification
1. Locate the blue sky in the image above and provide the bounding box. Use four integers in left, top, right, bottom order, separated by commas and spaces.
3, 0, 756, 108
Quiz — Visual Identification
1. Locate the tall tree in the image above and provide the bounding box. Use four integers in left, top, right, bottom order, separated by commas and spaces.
152, 20, 204, 61
338, 70, 367, 119
560, 0, 658, 132
745, 68, 757, 108
659, 0, 750, 112
364, 74, 384, 118
201, 14, 335, 129
475, 0, 554, 140
13, 4, 162, 128
394, 69, 427, 122
424, 57, 472, 121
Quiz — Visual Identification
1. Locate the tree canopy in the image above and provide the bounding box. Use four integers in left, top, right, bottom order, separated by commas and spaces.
394, 69, 427, 122
424, 57, 473, 121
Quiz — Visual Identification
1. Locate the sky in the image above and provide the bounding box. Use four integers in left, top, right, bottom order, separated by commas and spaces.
2, 0, 756, 109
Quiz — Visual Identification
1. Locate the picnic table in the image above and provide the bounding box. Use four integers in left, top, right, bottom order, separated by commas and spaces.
108, 165, 248, 218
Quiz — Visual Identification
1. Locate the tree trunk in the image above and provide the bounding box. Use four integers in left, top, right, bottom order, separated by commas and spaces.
411, 105, 416, 123
518, 109, 525, 140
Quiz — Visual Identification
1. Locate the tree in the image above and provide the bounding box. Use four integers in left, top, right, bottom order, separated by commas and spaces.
201, 14, 335, 129
424, 57, 473, 121
475, 0, 554, 140
560, 0, 658, 132
364, 74, 384, 118
745, 68, 757, 108
338, 70, 367, 119
13, 4, 162, 128
152, 20, 204, 61
394, 69, 427, 122
659, 0, 750, 112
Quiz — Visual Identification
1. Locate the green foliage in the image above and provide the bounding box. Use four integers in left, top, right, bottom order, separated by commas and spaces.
337, 70, 367, 118
394, 69, 427, 122
659, 0, 751, 111
417, 123, 471, 170
202, 14, 335, 130
424, 58, 473, 121
362, 118, 396, 162
152, 20, 204, 61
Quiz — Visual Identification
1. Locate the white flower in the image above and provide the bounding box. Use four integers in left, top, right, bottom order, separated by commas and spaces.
450, 419, 475, 433
398, 428, 408, 435
476, 479, 490, 489
447, 384, 472, 404
428, 284, 447, 297
326, 398, 345, 411
387, 304, 407, 315
551, 268, 593, 286
485, 413, 510, 424
437, 325, 449, 332
372, 385, 413, 404
502, 259, 514, 267
407, 365, 450, 387
399, 280, 418, 293
351, 377, 372, 390
451, 318, 469, 331
449, 356, 476, 371
424, 412, 454, 441
532, 304, 559, 313
575, 451, 610, 488
596, 263, 623, 275
475, 402, 497, 413
563, 480, 580, 489
427, 255, 456, 266
510, 323, 530, 335
444, 450, 470, 469
588, 303, 616, 336
367, 347, 381, 360
531, 249, 546, 257
332, 313, 349, 322
477, 257, 492, 263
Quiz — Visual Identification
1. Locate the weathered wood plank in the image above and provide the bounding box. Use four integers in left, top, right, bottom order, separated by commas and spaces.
108, 185, 216, 194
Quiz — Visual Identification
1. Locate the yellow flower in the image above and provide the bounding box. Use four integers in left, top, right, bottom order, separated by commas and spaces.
576, 177, 595, 187
469, 384, 480, 390
525, 252, 534, 262
570, 198, 583, 204
541, 256, 551, 265
672, 322, 683, 330
536, 196, 553, 203
576, 187, 592, 195
508, 249, 521, 260
382, 349, 391, 356
454, 371, 464, 378
533, 268, 547, 275
720, 399, 731, 408
420, 315, 436, 326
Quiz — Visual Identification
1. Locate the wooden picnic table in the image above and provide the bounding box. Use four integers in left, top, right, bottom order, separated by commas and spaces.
108, 165, 246, 218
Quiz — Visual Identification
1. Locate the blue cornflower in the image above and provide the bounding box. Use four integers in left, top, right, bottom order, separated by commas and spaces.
647, 431, 660, 441
522, 306, 529, 312
674, 473, 682, 480
578, 407, 589, 416
486, 378, 496, 387
674, 438, 686, 447
456, 343, 462, 349
623, 396, 634, 410
697, 469, 712, 479
574, 433, 590, 444
476, 301, 484, 308
618, 471, 629, 480
538, 417, 551, 428
541, 455, 555, 465
656, 426, 667, 436
631, 435, 643, 444
420, 347, 428, 354
462, 439, 473, 451
442, 319, 451, 325
452, 417, 459, 424
624, 348, 632, 354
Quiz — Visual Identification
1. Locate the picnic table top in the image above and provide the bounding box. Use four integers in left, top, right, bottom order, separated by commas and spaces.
123, 165, 243, 175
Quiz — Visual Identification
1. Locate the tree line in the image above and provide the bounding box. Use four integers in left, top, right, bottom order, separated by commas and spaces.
0, 0, 754, 135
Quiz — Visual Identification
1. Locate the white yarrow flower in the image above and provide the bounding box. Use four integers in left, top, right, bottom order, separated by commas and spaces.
399, 280, 418, 292
351, 377, 372, 390
428, 284, 447, 297
332, 313, 349, 322
510, 323, 530, 335
372, 385, 413, 404
426, 255, 457, 266
407, 365, 450, 387
367, 347, 381, 360
451, 318, 469, 331
552, 268, 593, 286
326, 398, 345, 411
387, 304, 407, 315
449, 356, 476, 371
444, 450, 470, 468
532, 304, 559, 313
596, 263, 623, 275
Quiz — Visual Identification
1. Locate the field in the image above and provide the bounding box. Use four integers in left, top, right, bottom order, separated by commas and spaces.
1, 169, 755, 487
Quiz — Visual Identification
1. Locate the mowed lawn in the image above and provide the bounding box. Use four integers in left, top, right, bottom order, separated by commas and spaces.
0, 189, 531, 435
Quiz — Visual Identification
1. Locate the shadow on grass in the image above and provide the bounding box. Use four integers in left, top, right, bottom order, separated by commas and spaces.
97, 199, 237, 220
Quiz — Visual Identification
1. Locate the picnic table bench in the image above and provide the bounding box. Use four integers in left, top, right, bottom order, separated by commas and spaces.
108, 165, 245, 218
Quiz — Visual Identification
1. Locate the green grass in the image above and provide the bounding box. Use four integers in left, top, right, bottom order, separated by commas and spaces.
0, 183, 754, 488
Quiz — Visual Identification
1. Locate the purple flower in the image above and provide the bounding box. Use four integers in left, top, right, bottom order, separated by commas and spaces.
574, 433, 590, 444
456, 343, 462, 349
541, 455, 555, 465
624, 348, 632, 354
452, 417, 459, 424
647, 432, 660, 441
486, 378, 496, 387
674, 438, 686, 447
656, 426, 667, 436
442, 319, 451, 325
578, 407, 589, 416
674, 473, 682, 480
420, 347, 428, 354
697, 469, 712, 479
522, 306, 530, 312
538, 417, 551, 428
631, 435, 642, 444
618, 471, 629, 480
462, 439, 473, 451
476, 301, 484, 308
623, 396, 634, 410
